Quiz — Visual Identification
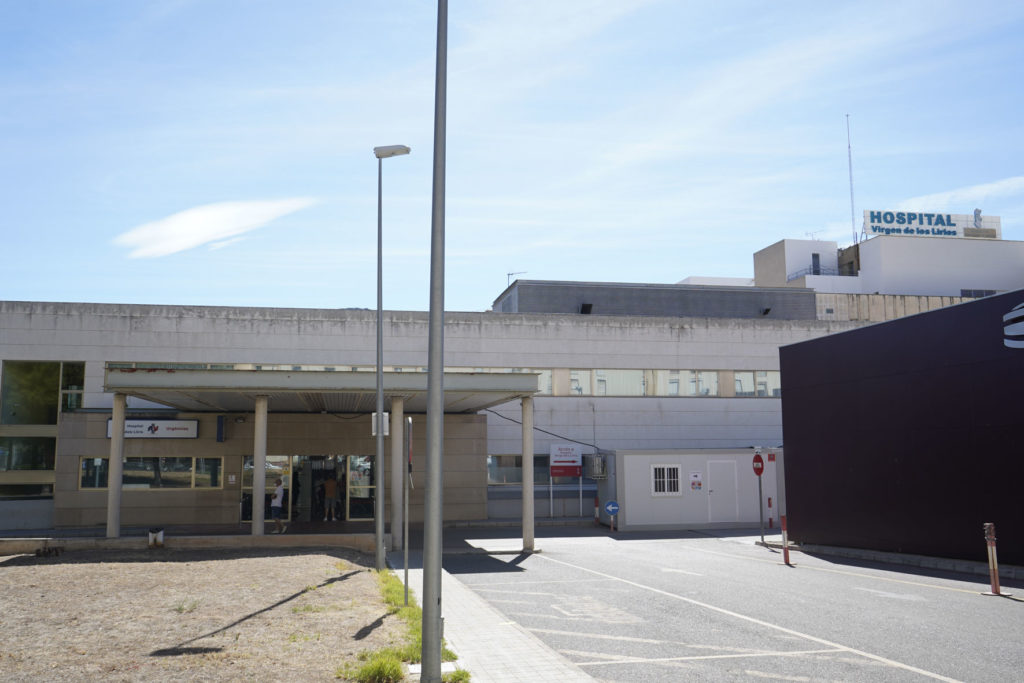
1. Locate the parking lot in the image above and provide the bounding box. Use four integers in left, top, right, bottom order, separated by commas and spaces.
443, 530, 1024, 681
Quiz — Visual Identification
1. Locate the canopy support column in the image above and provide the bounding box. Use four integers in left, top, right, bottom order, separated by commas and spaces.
522, 395, 535, 552
105, 392, 126, 538
252, 395, 268, 535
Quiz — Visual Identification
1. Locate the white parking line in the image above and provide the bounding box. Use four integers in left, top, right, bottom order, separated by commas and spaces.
564, 647, 845, 667
536, 554, 962, 682
661, 567, 703, 576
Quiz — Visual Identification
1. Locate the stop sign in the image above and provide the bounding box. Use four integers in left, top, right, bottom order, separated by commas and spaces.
752, 453, 764, 477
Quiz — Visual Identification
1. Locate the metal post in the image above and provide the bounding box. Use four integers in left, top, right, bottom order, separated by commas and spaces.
781, 514, 792, 566
422, 1, 448, 679
391, 398, 404, 551
758, 475, 764, 545
983, 523, 1005, 596
404, 416, 412, 607
375, 156, 386, 570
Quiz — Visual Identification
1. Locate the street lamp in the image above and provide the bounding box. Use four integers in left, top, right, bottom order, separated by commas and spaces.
374, 143, 410, 571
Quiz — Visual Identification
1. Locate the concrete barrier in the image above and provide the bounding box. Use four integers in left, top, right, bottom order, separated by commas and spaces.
0, 533, 376, 556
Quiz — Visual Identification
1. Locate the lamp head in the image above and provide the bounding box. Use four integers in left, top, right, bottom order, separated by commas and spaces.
373, 145, 411, 159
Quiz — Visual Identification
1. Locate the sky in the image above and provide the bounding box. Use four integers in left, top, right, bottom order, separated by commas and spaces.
3, 1, 1023, 312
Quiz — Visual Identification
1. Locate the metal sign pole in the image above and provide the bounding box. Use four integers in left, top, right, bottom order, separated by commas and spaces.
404, 417, 412, 606
758, 475, 764, 544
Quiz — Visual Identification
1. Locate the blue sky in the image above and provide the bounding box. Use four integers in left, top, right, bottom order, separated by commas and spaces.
3, 1, 1023, 312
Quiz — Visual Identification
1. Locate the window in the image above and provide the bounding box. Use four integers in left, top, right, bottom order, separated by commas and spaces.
687, 370, 719, 396
80, 457, 224, 489
652, 465, 681, 496
1, 361, 60, 425
594, 370, 645, 396
569, 370, 591, 395
61, 362, 85, 411
757, 370, 782, 397
487, 455, 522, 484
80, 458, 109, 488
735, 371, 756, 397
1, 361, 84, 423
0, 437, 56, 471
536, 370, 552, 395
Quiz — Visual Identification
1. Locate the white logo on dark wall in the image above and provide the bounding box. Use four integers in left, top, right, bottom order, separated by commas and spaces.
1005, 302, 1024, 349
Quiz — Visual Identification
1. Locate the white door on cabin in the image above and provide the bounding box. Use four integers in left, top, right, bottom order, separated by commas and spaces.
707, 460, 739, 522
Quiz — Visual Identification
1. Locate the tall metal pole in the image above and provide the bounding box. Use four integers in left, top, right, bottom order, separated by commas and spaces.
847, 114, 857, 245
422, 0, 448, 679
375, 156, 386, 570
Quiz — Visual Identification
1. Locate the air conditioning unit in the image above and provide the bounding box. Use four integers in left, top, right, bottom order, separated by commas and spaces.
585, 454, 607, 480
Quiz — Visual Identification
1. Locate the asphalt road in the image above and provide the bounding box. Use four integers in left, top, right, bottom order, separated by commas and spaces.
441, 530, 1024, 681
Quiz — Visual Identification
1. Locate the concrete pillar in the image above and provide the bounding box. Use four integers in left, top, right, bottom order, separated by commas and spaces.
252, 396, 268, 535
390, 397, 405, 551
522, 395, 534, 552
105, 392, 126, 539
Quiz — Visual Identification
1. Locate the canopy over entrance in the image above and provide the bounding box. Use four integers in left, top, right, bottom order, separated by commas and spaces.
103, 363, 538, 413
101, 362, 539, 552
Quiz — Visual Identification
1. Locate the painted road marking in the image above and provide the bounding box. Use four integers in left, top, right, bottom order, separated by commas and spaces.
662, 567, 704, 576
853, 586, 926, 601
536, 553, 961, 682
680, 544, 983, 595
562, 647, 846, 667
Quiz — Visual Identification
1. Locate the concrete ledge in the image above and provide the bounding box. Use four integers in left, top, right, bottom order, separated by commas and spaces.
0, 533, 375, 556
793, 542, 1024, 581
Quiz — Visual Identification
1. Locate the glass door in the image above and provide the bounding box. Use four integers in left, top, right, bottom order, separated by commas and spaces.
346, 455, 375, 520
241, 455, 292, 522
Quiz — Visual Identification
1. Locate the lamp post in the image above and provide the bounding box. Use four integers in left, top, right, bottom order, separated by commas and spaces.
422, 1, 448, 679
373, 143, 410, 571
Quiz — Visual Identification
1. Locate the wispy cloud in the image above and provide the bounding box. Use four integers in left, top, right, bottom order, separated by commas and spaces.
896, 177, 1024, 211
113, 198, 317, 258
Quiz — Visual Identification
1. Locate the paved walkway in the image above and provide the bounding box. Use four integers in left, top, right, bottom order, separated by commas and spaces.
388, 547, 594, 683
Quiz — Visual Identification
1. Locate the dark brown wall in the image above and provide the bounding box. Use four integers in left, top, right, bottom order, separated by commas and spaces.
780, 289, 1024, 565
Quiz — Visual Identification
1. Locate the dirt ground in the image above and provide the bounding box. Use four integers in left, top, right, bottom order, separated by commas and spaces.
0, 546, 408, 682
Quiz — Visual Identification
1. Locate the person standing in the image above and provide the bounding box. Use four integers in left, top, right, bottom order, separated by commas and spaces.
271, 477, 287, 534
323, 471, 338, 521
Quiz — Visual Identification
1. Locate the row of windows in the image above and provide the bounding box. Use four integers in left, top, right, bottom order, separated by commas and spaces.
488, 459, 693, 500
80, 457, 223, 489
560, 369, 780, 397
101, 362, 782, 398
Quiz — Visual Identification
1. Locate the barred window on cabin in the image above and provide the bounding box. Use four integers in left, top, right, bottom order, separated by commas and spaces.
652, 465, 681, 496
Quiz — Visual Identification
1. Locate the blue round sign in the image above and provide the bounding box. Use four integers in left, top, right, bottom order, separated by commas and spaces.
605, 500, 620, 516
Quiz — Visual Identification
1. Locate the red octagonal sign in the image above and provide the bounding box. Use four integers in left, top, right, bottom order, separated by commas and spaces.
752, 453, 765, 477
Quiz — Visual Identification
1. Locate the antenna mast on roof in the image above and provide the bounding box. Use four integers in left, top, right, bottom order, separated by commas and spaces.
846, 114, 857, 245
507, 271, 526, 287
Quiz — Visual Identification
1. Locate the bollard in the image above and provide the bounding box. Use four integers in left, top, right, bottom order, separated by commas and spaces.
781, 515, 791, 566
982, 523, 1005, 596
768, 496, 773, 529
594, 495, 600, 525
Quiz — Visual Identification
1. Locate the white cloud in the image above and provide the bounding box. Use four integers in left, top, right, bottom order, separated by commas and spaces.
896, 177, 1024, 211
113, 198, 317, 258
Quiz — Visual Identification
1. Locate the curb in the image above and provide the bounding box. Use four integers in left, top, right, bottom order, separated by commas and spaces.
0, 533, 375, 556
763, 541, 1024, 581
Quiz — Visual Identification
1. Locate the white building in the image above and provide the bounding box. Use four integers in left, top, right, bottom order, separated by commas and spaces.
2, 218, 1021, 534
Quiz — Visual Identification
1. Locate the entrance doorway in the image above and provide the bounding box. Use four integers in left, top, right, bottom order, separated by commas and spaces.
707, 460, 739, 522
244, 454, 376, 523
240, 454, 292, 523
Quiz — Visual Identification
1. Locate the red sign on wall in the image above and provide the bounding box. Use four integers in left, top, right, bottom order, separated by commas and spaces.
550, 444, 582, 477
